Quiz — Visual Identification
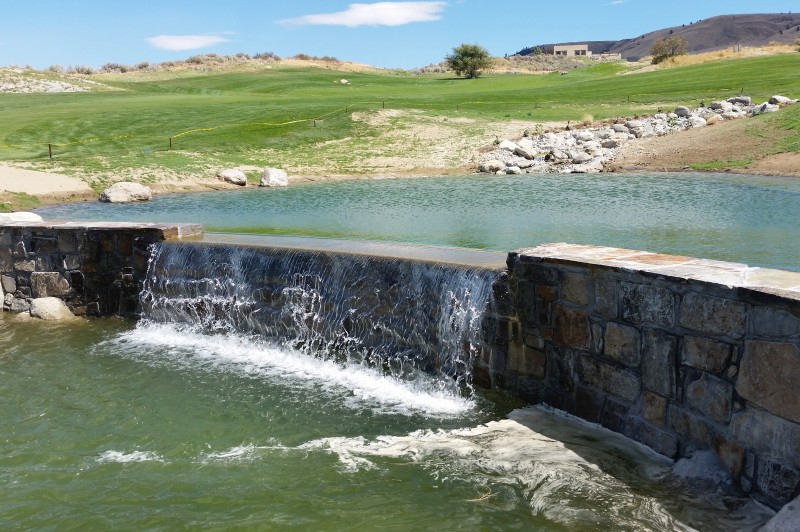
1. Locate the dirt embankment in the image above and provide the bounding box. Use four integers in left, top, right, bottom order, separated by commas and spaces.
606, 116, 800, 178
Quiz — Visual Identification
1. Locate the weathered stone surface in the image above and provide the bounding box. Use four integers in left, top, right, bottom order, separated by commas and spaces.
757, 458, 800, 507
669, 406, 712, 446
0, 247, 12, 271
737, 341, 800, 423
593, 272, 617, 318
561, 271, 590, 306
217, 168, 248, 186
730, 408, 800, 465
479, 160, 504, 173
685, 370, 733, 424
30, 272, 71, 298
679, 293, 747, 339
604, 322, 641, 367
578, 356, 640, 402
642, 391, 667, 426
713, 434, 745, 478
681, 335, 731, 373
753, 307, 800, 338
0, 212, 43, 222
630, 420, 679, 458
9, 297, 31, 313
506, 344, 546, 378
1, 274, 16, 293
620, 282, 675, 327
554, 305, 590, 350
260, 167, 289, 187
575, 386, 606, 422
761, 493, 800, 532
99, 182, 152, 203
642, 329, 676, 397
30, 297, 74, 321
14, 259, 35, 272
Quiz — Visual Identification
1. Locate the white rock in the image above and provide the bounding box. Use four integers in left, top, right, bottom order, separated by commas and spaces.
505, 166, 523, 175
0, 212, 43, 223
260, 167, 289, 187
29, 297, 74, 321
612, 124, 629, 134
727, 96, 752, 106
709, 101, 734, 113
479, 160, 505, 173
514, 146, 536, 160
754, 102, 780, 114
688, 116, 707, 128
99, 182, 152, 203
339, 79, 349, 85
571, 159, 604, 173
601, 138, 621, 149
571, 152, 593, 164
574, 131, 595, 142
217, 169, 248, 186
498, 140, 520, 152
769, 95, 791, 105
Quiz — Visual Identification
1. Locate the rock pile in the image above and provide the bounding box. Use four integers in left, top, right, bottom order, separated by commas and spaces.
99, 182, 152, 203
479, 95, 798, 175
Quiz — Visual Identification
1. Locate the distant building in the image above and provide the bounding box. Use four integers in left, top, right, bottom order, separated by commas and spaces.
553, 44, 591, 57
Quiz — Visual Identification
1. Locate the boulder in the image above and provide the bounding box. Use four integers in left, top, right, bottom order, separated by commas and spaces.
514, 146, 536, 160
674, 106, 691, 117
479, 160, 505, 173
727, 96, 752, 106
571, 159, 604, 173
601, 138, 621, 149
505, 166, 523, 175
571, 151, 593, 164
769, 95, 792, 105
498, 140, 520, 152
574, 131, 595, 142
688, 116, 707, 128
754, 102, 780, 115
99, 182, 152, 203
0, 212, 43, 223
217, 169, 248, 186
611, 124, 630, 134
709, 101, 734, 113
29, 297, 74, 321
259, 167, 289, 187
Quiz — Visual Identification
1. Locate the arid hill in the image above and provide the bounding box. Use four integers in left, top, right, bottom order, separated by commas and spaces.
518, 13, 800, 60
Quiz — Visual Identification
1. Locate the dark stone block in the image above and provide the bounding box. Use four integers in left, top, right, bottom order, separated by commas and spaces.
630, 420, 679, 458
600, 397, 631, 434
620, 282, 676, 327
681, 335, 732, 373
554, 304, 590, 350
642, 329, 677, 398
575, 386, 606, 423
679, 292, 747, 339
683, 369, 733, 424
756, 458, 800, 507
578, 355, 640, 402
669, 406, 712, 447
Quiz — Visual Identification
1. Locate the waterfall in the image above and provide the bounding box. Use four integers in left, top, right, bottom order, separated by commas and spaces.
139, 242, 500, 393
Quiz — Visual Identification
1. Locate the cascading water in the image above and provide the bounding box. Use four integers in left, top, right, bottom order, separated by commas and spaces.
139, 241, 500, 395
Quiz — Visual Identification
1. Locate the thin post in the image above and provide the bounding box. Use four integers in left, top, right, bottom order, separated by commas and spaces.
169, 137, 173, 149
48, 143, 52, 159
456, 104, 459, 111
314, 120, 317, 127
382, 101, 385, 109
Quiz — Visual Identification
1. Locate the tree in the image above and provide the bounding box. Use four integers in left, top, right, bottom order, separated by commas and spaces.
445, 44, 493, 79
650, 35, 688, 64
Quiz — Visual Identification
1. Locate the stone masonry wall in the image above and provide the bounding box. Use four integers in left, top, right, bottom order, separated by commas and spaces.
473, 243, 800, 509
0, 222, 201, 317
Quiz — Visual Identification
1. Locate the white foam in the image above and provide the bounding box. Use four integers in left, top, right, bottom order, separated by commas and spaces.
97, 450, 164, 463
105, 324, 474, 418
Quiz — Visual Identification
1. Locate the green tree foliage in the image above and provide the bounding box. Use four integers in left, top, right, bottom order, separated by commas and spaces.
650, 36, 689, 64
445, 44, 493, 79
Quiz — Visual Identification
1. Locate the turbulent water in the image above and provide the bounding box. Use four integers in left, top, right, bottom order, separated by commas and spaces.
0, 238, 776, 529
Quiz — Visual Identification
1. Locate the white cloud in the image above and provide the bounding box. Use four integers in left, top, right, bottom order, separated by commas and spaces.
279, 2, 447, 28
146, 34, 231, 51
610, 0, 624, 4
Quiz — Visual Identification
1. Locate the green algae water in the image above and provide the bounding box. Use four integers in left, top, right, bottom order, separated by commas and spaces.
0, 314, 772, 530
36, 172, 800, 271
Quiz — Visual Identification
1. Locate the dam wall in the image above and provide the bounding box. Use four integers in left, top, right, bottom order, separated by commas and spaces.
0, 222, 201, 317
1, 223, 798, 507
476, 243, 800, 508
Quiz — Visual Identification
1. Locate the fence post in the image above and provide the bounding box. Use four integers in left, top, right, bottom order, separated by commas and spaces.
169, 137, 173, 149
48, 144, 52, 159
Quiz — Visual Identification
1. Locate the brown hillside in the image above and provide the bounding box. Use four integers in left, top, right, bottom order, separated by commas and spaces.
518, 13, 800, 60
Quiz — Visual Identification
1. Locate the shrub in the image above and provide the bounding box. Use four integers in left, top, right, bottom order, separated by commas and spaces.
651, 36, 688, 64
581, 114, 594, 126
47, 64, 65, 74
253, 51, 280, 61
445, 43, 493, 79
68, 65, 95, 75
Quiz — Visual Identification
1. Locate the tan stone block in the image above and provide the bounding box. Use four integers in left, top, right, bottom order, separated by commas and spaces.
738, 341, 800, 423
561, 271, 590, 306
714, 435, 744, 478
604, 322, 641, 367
679, 292, 747, 339
682, 335, 731, 373
554, 305, 590, 350
643, 391, 667, 426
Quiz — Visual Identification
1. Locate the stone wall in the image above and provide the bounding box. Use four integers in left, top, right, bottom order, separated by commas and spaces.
474, 243, 800, 509
0, 222, 201, 317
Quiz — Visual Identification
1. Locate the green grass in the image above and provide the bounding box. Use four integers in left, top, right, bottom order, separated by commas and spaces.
1, 54, 799, 180
0, 192, 41, 212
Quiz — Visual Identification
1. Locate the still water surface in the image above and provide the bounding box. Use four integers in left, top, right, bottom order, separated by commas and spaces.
36, 172, 800, 270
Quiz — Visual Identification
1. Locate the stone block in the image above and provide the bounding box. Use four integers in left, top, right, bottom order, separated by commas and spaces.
604, 322, 641, 367
14, 259, 35, 272
600, 398, 631, 434
554, 305, 590, 350
0, 230, 11, 246
756, 458, 800, 506
58, 232, 78, 253
593, 272, 617, 319
714, 434, 745, 478
9, 297, 31, 313
546, 346, 577, 394
1, 274, 16, 294
520, 264, 559, 284
753, 306, 800, 339
620, 282, 675, 327
642, 329, 677, 397
630, 420, 679, 458
30, 236, 58, 254
681, 335, 731, 373
730, 408, 800, 466
63, 255, 81, 270
0, 247, 12, 271
737, 341, 800, 423
575, 386, 606, 423
30, 272, 71, 298
684, 369, 733, 424
578, 356, 640, 402
561, 271, 590, 306
507, 343, 546, 379
642, 391, 668, 426
669, 406, 712, 447
679, 293, 747, 339
535, 284, 558, 302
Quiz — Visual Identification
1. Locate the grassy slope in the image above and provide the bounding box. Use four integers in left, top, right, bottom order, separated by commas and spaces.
0, 54, 798, 185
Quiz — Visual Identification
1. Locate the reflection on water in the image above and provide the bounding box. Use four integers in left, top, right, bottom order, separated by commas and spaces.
35, 172, 800, 271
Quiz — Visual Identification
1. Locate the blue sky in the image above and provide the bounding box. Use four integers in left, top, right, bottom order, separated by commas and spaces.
1, 1, 799, 69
